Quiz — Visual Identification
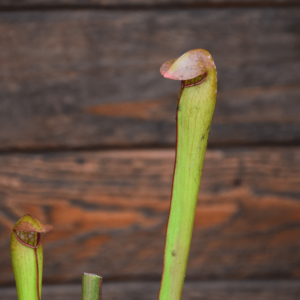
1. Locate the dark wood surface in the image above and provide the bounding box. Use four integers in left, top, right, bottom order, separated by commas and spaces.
0, 8, 299, 150
0, 0, 299, 8
2, 281, 300, 300
0, 148, 299, 285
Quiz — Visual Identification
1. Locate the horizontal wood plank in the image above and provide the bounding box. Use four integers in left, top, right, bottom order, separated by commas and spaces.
0, 147, 299, 285
2, 281, 300, 300
0, 0, 299, 8
0, 9, 299, 149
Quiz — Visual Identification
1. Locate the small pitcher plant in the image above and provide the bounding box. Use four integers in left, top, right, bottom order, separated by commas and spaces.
11, 215, 52, 300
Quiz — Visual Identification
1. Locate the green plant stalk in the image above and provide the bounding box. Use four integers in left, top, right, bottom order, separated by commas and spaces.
11, 214, 52, 300
158, 49, 217, 300
82, 273, 102, 300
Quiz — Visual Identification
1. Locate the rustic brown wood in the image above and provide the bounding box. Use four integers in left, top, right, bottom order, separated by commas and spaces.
0, 148, 299, 285
0, 9, 299, 150
2, 280, 300, 300
0, 0, 299, 8
87, 84, 300, 146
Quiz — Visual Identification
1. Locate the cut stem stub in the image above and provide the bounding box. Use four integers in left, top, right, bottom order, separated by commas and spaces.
82, 273, 102, 300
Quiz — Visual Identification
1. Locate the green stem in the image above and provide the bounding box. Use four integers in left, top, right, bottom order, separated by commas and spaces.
82, 273, 102, 300
158, 49, 217, 300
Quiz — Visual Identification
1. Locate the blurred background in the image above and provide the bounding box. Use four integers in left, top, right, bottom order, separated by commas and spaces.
0, 0, 300, 299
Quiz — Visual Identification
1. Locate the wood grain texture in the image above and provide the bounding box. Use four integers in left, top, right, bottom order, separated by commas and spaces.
0, 9, 299, 149
0, 0, 299, 8
0, 148, 299, 285
2, 281, 300, 300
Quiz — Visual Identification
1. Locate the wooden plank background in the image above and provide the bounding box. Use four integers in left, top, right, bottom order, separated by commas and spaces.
0, 8, 299, 150
1, 0, 300, 8
0, 0, 300, 298
1, 148, 300, 284
2, 281, 300, 300
0, 0, 300, 8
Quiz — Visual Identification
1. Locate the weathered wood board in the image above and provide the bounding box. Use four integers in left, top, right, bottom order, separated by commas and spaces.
0, 148, 299, 285
0, 8, 299, 149
0, 0, 299, 8
2, 281, 300, 300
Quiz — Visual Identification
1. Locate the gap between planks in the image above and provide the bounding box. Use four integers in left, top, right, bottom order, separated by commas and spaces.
0, 1, 300, 12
